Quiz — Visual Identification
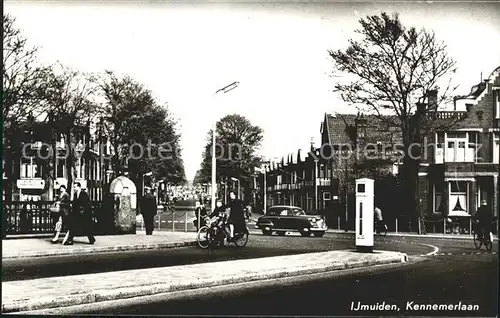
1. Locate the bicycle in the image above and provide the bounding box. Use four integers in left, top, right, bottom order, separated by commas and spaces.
472, 220, 494, 252
197, 215, 249, 249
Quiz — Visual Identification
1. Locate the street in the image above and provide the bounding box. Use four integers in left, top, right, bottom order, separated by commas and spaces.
3, 231, 496, 280
81, 252, 497, 317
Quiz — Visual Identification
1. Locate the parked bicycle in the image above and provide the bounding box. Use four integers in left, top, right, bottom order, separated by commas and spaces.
473, 219, 496, 252
197, 215, 249, 249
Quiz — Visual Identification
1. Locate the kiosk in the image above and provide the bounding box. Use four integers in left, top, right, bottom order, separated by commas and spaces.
355, 178, 374, 253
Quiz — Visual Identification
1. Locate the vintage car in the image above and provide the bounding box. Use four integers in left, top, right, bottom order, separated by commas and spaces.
255, 205, 327, 237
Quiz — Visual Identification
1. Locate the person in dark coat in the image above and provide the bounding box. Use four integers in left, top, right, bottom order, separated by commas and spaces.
141, 187, 157, 235
193, 201, 208, 231
476, 199, 493, 241
51, 185, 70, 243
227, 190, 246, 240
63, 182, 95, 245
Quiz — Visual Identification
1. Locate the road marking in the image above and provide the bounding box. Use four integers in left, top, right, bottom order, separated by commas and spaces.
419, 243, 439, 256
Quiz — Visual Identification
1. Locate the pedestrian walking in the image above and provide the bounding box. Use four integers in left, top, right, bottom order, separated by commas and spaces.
51, 185, 70, 243
227, 190, 246, 241
62, 182, 96, 245
374, 207, 385, 234
141, 187, 157, 235
245, 203, 253, 221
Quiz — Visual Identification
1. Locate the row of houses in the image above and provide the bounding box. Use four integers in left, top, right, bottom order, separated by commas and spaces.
253, 66, 500, 232
2, 117, 114, 202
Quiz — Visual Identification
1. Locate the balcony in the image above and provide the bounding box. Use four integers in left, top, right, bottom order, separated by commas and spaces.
427, 111, 467, 120
474, 163, 499, 173
317, 178, 331, 186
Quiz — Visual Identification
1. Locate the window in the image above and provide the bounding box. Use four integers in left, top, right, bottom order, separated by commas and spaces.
446, 132, 468, 162
434, 182, 445, 214
323, 192, 331, 200
495, 89, 500, 119
19, 157, 42, 179
494, 133, 499, 164
291, 208, 306, 216
437, 132, 445, 148
449, 180, 469, 216
319, 164, 325, 178
266, 207, 286, 216
56, 158, 66, 178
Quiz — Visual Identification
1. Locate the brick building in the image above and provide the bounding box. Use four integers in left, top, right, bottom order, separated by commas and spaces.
417, 66, 500, 233
2, 116, 114, 202
258, 67, 499, 233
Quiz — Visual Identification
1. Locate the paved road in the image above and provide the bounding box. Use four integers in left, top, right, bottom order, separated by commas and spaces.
82, 252, 497, 317
2, 232, 494, 282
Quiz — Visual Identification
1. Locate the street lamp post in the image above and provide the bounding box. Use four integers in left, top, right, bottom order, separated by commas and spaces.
314, 159, 319, 211
255, 162, 269, 214
211, 81, 240, 210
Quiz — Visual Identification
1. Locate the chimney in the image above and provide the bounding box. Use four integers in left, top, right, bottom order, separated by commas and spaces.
427, 89, 438, 110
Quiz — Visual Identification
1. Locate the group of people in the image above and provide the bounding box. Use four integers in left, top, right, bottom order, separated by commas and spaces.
195, 191, 247, 241
51, 182, 96, 245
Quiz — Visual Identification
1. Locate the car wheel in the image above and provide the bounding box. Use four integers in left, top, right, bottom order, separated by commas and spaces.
262, 229, 272, 236
300, 230, 311, 237
277, 231, 286, 236
313, 231, 325, 237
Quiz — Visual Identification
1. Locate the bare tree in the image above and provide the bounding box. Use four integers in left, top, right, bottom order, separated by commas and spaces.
329, 12, 458, 231
45, 64, 98, 197
2, 14, 51, 126
2, 14, 52, 202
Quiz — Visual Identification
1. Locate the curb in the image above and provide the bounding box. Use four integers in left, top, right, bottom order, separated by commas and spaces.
2, 241, 198, 260
2, 251, 407, 313
325, 229, 499, 241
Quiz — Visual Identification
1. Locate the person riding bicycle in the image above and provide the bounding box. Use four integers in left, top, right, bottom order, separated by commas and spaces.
227, 190, 246, 241
206, 199, 227, 246
374, 207, 385, 234
476, 199, 493, 243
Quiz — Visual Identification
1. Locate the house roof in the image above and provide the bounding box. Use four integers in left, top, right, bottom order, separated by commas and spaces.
325, 113, 401, 145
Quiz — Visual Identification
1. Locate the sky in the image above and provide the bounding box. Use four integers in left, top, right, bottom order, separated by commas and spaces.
5, 0, 500, 181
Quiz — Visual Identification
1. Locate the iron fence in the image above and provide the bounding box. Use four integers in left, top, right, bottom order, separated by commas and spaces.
3, 201, 103, 235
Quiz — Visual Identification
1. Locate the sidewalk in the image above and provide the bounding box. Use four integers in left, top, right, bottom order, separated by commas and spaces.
2, 231, 197, 259
2, 249, 407, 313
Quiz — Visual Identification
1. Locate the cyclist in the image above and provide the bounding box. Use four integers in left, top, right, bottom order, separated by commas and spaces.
208, 199, 227, 246
476, 199, 492, 243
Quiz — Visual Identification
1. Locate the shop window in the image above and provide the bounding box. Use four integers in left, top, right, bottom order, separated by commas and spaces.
449, 181, 468, 215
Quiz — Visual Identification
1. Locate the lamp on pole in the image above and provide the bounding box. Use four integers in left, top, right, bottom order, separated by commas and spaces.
255, 162, 269, 214
314, 158, 319, 211
211, 81, 240, 210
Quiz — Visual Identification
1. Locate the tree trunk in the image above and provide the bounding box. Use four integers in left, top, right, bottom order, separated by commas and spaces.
65, 131, 74, 199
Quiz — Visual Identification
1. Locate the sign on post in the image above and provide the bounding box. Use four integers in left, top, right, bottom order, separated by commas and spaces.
355, 178, 374, 253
